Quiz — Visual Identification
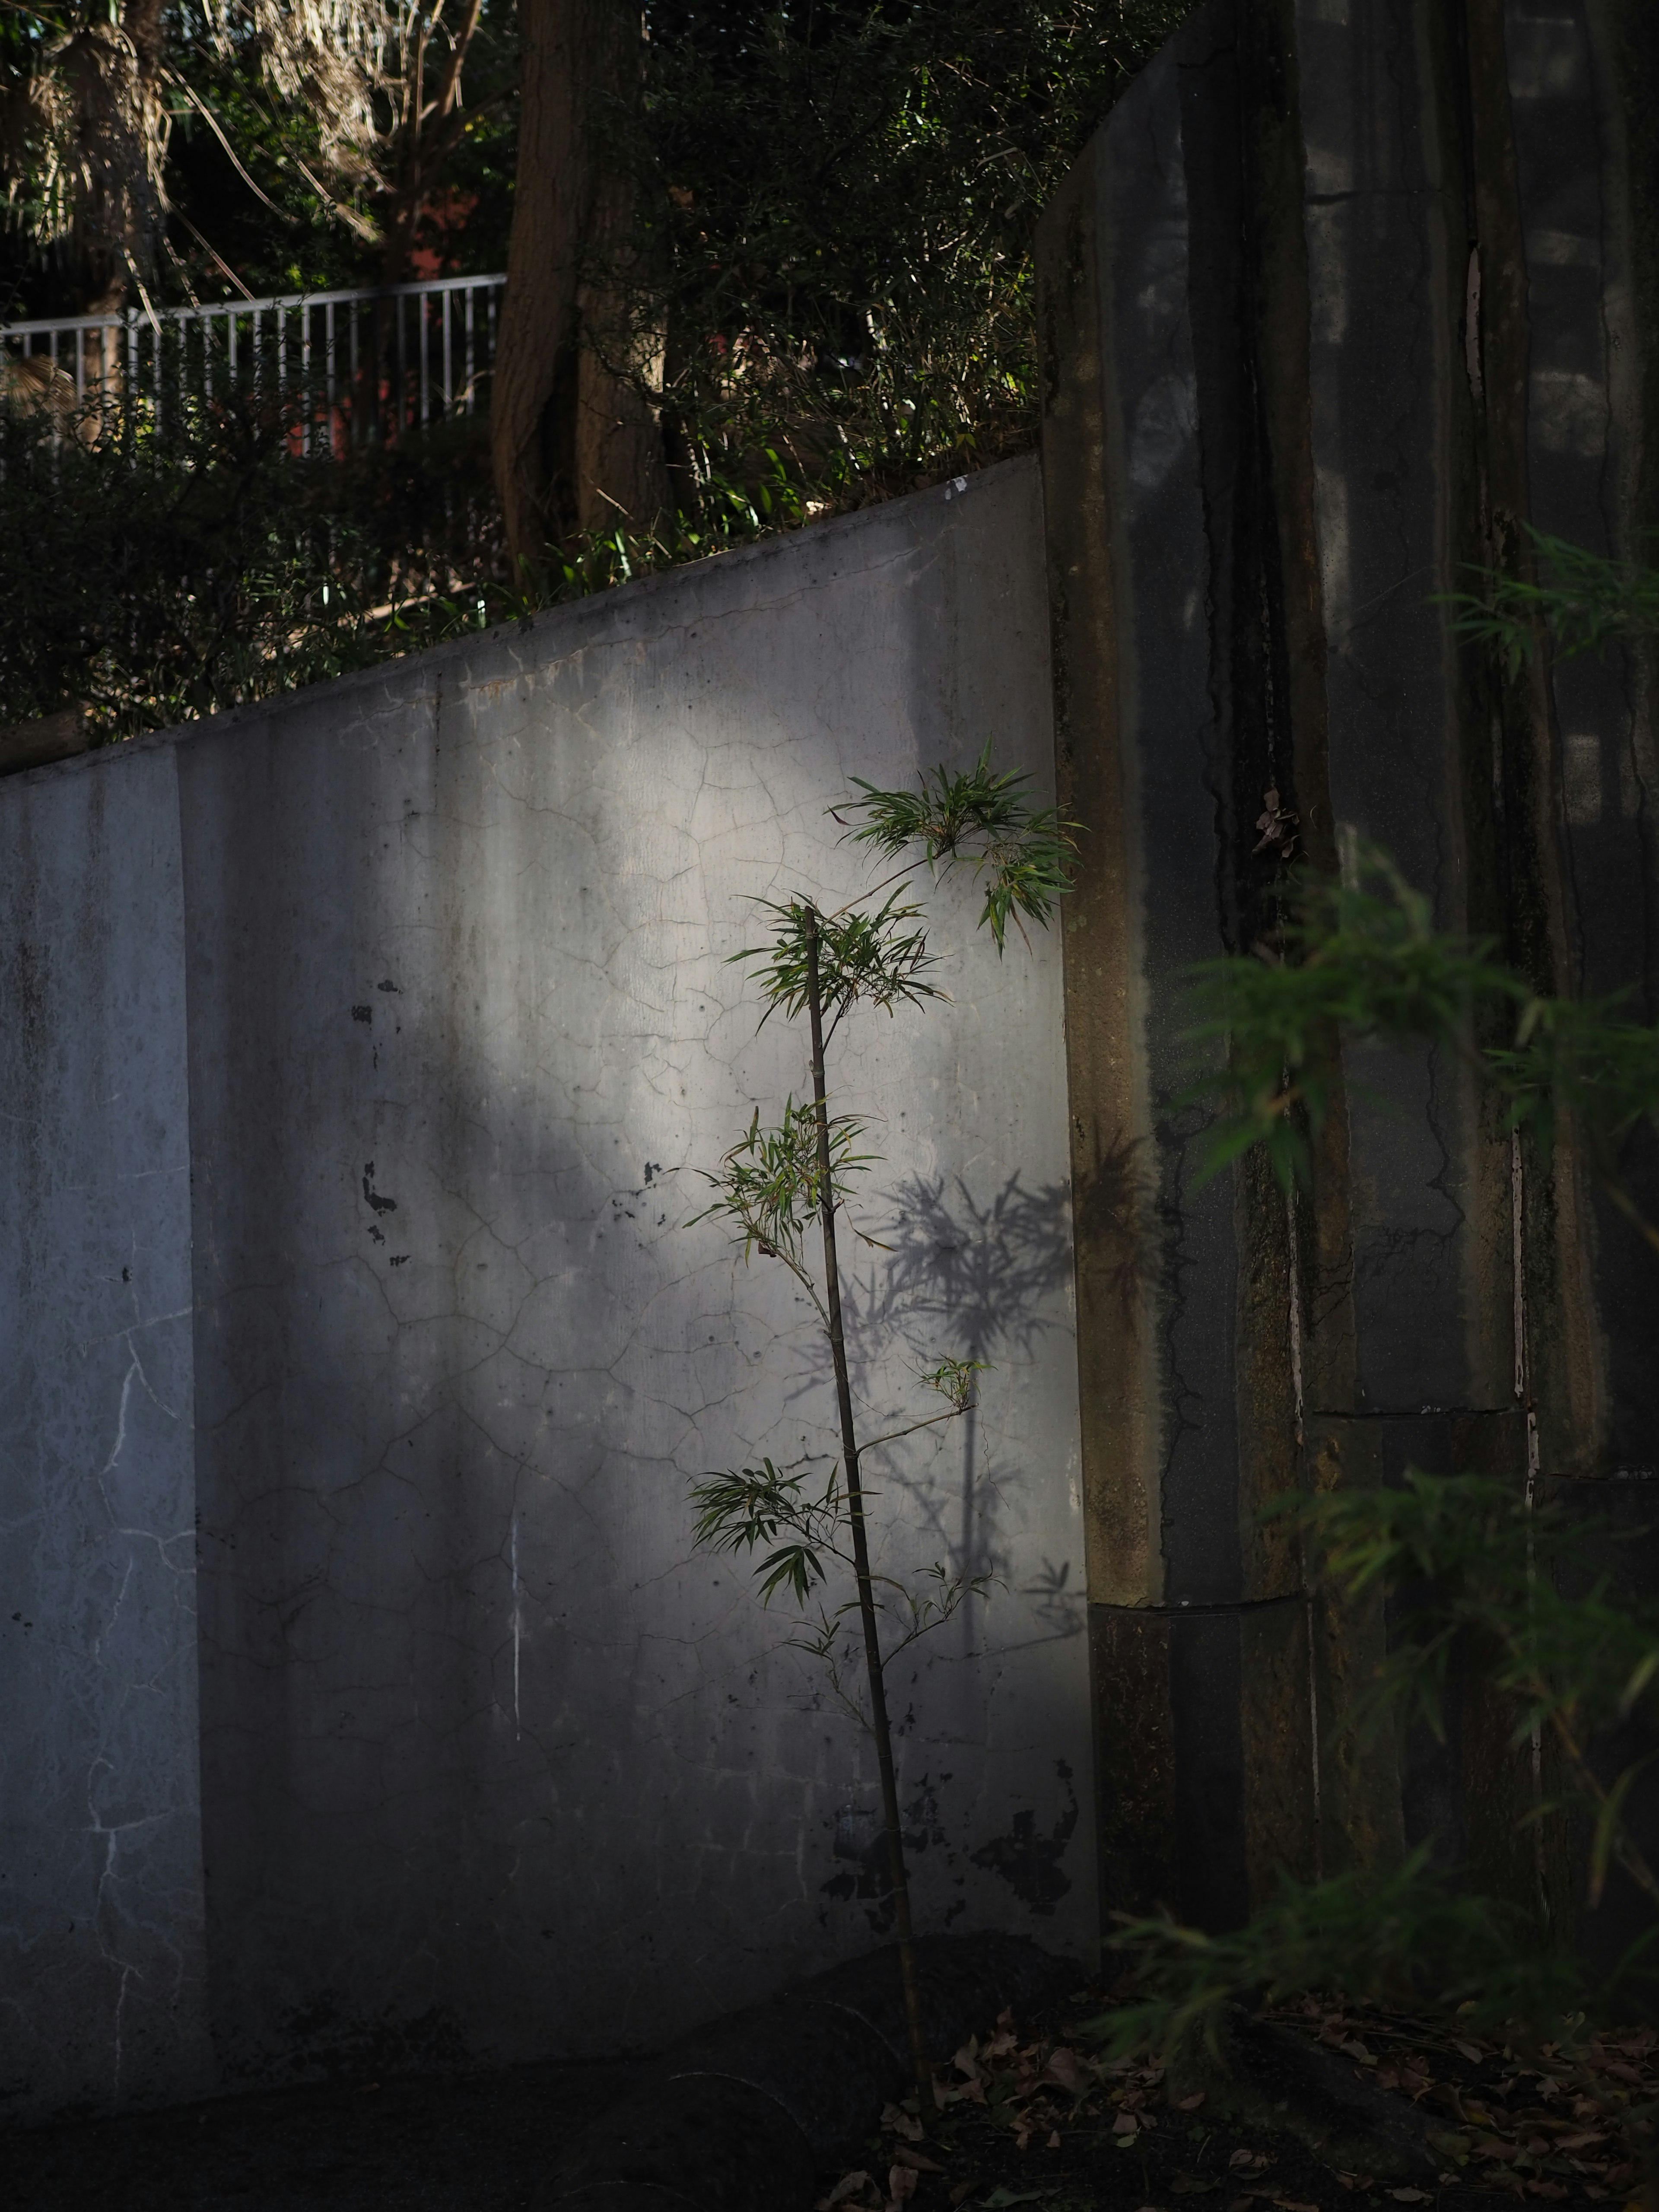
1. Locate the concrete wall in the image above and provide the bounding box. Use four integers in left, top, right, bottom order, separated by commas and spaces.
0, 455, 1093, 2121
0, 749, 207, 2117
1036, 0, 1659, 1933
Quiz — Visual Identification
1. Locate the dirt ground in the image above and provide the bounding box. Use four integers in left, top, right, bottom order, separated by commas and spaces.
2, 2056, 649, 2211
897, 2093, 1594, 2212
5, 1993, 1627, 2212
856, 1996, 1631, 2212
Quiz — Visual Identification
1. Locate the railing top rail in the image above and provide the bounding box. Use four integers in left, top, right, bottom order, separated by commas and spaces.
0, 270, 506, 343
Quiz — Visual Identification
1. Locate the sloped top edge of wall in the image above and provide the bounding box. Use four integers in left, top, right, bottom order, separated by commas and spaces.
12, 454, 1038, 791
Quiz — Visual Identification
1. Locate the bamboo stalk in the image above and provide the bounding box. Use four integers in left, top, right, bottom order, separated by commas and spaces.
802, 903, 935, 2119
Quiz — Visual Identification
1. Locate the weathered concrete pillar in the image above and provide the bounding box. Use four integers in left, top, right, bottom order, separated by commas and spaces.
1038, 0, 1659, 1932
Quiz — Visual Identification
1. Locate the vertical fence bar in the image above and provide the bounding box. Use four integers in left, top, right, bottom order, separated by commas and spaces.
418, 284, 431, 426
300, 297, 311, 454
325, 299, 336, 456
395, 291, 407, 440
442, 286, 452, 413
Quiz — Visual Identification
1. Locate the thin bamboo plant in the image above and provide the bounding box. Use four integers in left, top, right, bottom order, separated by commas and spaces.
687, 745, 1077, 2115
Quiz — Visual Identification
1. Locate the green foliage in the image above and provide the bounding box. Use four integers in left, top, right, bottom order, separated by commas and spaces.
690, 1457, 842, 1605
1493, 995, 1659, 1255
1116, 813, 1659, 2079
4, 3, 1185, 737
1185, 845, 1659, 1243
1183, 848, 1525, 1190
918, 1356, 986, 1411
517, 446, 825, 596
0, 0, 518, 311
1098, 1853, 1581, 2066
1448, 526, 1659, 678
0, 375, 881, 740
839, 743, 1080, 950
1287, 1476, 1659, 1913
634, 0, 1185, 506
687, 748, 1068, 2104
786, 1557, 995, 1682
0, 381, 500, 737
1101, 1478, 1659, 2066
689, 749, 1071, 1697
688, 1100, 873, 1279
733, 892, 943, 1032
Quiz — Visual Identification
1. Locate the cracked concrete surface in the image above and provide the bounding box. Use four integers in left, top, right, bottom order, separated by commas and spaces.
0, 748, 210, 2120
1033, 0, 1654, 1931
0, 456, 1091, 2121
1505, 0, 1659, 1462
1297, 0, 1514, 1420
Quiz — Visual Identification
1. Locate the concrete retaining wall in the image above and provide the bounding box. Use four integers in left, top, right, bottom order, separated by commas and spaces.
1037, 0, 1659, 1939
0, 455, 1093, 2120
0, 749, 207, 2115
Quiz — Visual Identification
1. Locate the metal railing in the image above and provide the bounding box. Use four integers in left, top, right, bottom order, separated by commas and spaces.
0, 271, 505, 451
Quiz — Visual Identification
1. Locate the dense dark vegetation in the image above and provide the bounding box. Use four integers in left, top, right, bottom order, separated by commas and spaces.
0, 0, 1180, 736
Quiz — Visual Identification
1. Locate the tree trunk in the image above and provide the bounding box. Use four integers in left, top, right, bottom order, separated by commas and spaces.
491, 0, 668, 566
76, 0, 166, 316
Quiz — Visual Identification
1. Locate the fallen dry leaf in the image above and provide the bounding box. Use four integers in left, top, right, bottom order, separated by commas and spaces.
1043, 2046, 1088, 2093
885, 2164, 918, 2205
891, 2145, 945, 2174
1174, 2090, 1207, 2111
881, 2102, 925, 2142
819, 2172, 874, 2210
1473, 2134, 1522, 2163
